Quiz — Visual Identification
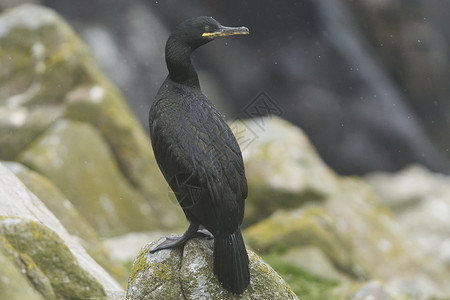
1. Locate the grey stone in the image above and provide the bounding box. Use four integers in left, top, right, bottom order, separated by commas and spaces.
0, 162, 125, 299
127, 236, 298, 300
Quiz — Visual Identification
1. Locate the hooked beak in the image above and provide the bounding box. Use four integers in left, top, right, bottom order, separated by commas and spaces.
202, 25, 249, 38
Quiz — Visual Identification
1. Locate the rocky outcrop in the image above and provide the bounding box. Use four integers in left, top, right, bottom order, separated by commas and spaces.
2, 4, 450, 300
0, 163, 125, 299
367, 165, 450, 272
238, 117, 450, 299
231, 117, 338, 226
17, 119, 157, 236
5, 161, 129, 284
0, 4, 185, 236
126, 236, 298, 300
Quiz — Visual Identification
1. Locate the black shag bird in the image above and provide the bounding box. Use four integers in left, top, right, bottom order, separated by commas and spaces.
148, 17, 250, 294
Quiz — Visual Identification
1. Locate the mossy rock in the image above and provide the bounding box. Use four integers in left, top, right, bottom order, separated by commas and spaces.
18, 119, 158, 236
64, 84, 185, 230
0, 217, 106, 299
245, 175, 450, 298
126, 236, 298, 300
0, 106, 63, 160
0, 4, 94, 105
5, 161, 128, 285
263, 254, 339, 300
0, 4, 185, 232
0, 162, 124, 298
0, 235, 49, 300
231, 117, 339, 225
244, 206, 354, 276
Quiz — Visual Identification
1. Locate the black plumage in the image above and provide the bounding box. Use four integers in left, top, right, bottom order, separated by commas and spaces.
148, 16, 250, 294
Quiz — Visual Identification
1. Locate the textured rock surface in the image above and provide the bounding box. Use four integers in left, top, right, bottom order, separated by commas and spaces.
126, 236, 298, 300
240, 117, 450, 299
0, 218, 106, 299
232, 117, 338, 225
2, 4, 450, 300
0, 237, 46, 300
5, 161, 128, 285
367, 165, 450, 271
18, 119, 156, 236
245, 182, 450, 299
0, 163, 125, 299
0, 4, 185, 236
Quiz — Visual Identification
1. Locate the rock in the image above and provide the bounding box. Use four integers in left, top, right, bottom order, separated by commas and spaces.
0, 106, 63, 160
18, 119, 158, 236
281, 246, 344, 281
0, 218, 107, 299
0, 4, 185, 236
367, 165, 450, 269
238, 117, 450, 299
232, 117, 339, 225
0, 238, 46, 300
103, 231, 172, 264
63, 84, 182, 231
126, 236, 298, 300
0, 162, 125, 299
244, 206, 354, 276
245, 178, 450, 298
4, 161, 128, 284
0, 4, 83, 106
352, 280, 408, 300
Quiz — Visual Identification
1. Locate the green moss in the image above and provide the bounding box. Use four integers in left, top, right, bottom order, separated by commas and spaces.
11, 163, 128, 286
129, 250, 174, 286
0, 233, 55, 299
245, 206, 354, 276
0, 218, 106, 299
0, 248, 45, 300
263, 254, 339, 300
128, 251, 149, 286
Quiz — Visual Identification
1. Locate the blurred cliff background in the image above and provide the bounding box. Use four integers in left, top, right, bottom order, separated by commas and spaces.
3, 0, 450, 175
2, 1, 450, 299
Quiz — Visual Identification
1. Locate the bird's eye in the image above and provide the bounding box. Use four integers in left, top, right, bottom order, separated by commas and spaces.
204, 25, 210, 32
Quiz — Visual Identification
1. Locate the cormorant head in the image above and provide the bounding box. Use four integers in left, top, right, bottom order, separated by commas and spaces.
170, 16, 249, 49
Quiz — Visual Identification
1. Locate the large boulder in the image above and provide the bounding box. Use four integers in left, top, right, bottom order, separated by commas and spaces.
231, 117, 339, 225
0, 162, 125, 299
5, 161, 128, 284
126, 236, 298, 300
239, 117, 450, 299
0, 4, 185, 236
17, 119, 156, 236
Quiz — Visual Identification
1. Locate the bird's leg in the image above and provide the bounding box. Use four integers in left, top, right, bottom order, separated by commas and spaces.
149, 223, 199, 253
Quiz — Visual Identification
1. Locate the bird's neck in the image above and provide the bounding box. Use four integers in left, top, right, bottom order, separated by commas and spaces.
165, 37, 200, 87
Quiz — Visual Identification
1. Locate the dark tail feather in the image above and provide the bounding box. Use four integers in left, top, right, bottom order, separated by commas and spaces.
213, 230, 250, 294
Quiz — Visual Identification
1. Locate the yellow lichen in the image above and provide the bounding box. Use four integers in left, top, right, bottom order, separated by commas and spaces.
148, 261, 172, 281
129, 251, 148, 286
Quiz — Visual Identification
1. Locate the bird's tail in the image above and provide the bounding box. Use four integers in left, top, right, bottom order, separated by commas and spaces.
213, 229, 250, 294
